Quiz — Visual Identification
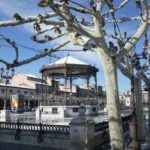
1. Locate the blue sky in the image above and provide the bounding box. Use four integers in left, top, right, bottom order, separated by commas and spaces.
0, 0, 144, 92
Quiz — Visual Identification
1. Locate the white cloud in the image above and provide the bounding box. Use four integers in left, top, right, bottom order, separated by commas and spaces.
0, 0, 44, 33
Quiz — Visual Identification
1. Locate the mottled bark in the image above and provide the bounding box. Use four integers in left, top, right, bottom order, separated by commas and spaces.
134, 79, 145, 142
96, 47, 123, 150
148, 89, 150, 131
129, 78, 145, 149
146, 89, 150, 143
128, 78, 139, 150
0, 13, 57, 27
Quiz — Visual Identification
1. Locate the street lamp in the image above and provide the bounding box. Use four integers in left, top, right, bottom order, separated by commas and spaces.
0, 68, 15, 110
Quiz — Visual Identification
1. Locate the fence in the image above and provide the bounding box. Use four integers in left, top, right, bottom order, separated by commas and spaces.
0, 113, 132, 150
0, 121, 70, 135
95, 114, 131, 132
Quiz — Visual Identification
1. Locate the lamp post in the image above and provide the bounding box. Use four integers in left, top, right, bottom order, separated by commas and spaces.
0, 68, 15, 110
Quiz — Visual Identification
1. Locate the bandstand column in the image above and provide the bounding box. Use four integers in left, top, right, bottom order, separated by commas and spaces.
94, 74, 98, 95
41, 73, 44, 106
64, 75, 68, 105
94, 74, 98, 106
52, 75, 55, 105
86, 76, 90, 100
4, 86, 7, 110
36, 87, 40, 107
43, 73, 48, 106
28, 100, 30, 109
70, 77, 73, 100
45, 83, 48, 106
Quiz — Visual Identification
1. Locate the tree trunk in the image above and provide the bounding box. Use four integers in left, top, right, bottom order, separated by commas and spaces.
141, 88, 150, 148
134, 79, 145, 143
148, 89, 150, 132
96, 48, 124, 150
128, 78, 139, 150
129, 78, 145, 149
146, 89, 150, 144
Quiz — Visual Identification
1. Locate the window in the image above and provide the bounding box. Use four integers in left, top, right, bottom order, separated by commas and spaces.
1, 89, 5, 93
52, 108, 58, 114
92, 107, 97, 112
17, 90, 20, 93
27, 77, 43, 83
9, 89, 13, 93
72, 107, 78, 113
24, 91, 28, 95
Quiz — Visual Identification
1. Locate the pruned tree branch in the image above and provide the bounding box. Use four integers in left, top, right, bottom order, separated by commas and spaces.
0, 59, 9, 66
0, 13, 57, 27
32, 32, 66, 43
0, 34, 19, 63
1, 41, 70, 69
70, 0, 92, 13
136, 70, 150, 85
106, 16, 141, 24
49, 2, 96, 39
103, 0, 129, 16
124, 22, 148, 53
43, 20, 64, 26
118, 63, 132, 79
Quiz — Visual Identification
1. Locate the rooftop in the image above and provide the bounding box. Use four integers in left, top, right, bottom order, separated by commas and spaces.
45, 56, 89, 67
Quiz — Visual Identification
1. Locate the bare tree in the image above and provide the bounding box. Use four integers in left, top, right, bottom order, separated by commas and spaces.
0, 0, 150, 149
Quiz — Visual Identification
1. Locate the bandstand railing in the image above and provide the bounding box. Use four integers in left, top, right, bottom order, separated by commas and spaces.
41, 95, 98, 105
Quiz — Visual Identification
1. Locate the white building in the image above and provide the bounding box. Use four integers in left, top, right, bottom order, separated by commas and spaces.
119, 91, 132, 108
0, 74, 44, 110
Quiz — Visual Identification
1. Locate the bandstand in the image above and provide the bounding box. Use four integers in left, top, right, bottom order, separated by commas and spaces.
36, 56, 102, 123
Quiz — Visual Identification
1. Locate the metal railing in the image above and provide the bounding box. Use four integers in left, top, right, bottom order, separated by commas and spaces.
0, 122, 70, 135
95, 121, 108, 132
95, 114, 131, 132
41, 95, 98, 105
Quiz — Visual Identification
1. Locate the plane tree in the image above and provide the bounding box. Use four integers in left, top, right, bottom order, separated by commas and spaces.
0, 0, 150, 149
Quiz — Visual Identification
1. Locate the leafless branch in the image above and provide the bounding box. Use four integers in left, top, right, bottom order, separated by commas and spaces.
136, 70, 150, 85
69, 5, 92, 14
124, 22, 147, 53
118, 63, 132, 79
43, 20, 64, 26
32, 33, 66, 43
69, 0, 92, 13
0, 59, 9, 66
49, 2, 95, 39
106, 16, 141, 24
0, 34, 19, 63
103, 0, 129, 16
0, 13, 57, 27
0, 41, 70, 69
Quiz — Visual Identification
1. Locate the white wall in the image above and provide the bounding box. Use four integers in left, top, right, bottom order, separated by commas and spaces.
36, 106, 65, 123
36, 105, 98, 123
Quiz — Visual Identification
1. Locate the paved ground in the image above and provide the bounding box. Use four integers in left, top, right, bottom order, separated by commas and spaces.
3, 109, 150, 150
0, 142, 62, 150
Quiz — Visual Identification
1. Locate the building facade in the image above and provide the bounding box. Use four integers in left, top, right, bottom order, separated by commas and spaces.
0, 73, 106, 113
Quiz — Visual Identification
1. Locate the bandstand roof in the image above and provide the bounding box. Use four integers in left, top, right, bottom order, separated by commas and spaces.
40, 56, 98, 77
49, 56, 88, 66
